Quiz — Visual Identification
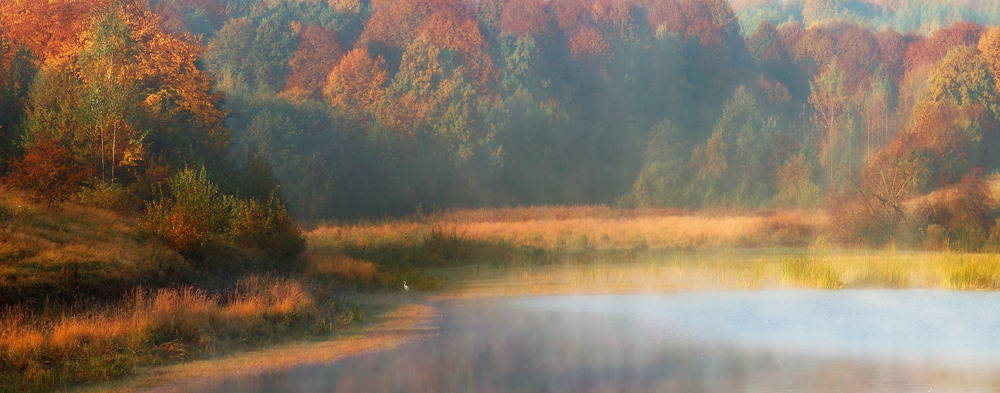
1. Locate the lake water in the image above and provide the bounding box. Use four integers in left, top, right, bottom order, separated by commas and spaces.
187, 290, 1000, 392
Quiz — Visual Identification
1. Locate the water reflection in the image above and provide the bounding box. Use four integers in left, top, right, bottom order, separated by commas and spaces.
190, 291, 1000, 393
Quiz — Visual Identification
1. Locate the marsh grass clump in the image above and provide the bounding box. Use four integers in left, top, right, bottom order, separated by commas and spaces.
852, 258, 911, 288
781, 257, 843, 289
626, 234, 648, 253
711, 259, 766, 288
0, 303, 152, 392
940, 256, 1000, 290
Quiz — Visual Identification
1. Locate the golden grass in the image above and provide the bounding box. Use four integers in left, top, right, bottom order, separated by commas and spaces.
0, 275, 341, 392
429, 247, 1000, 297
0, 309, 45, 354
304, 252, 378, 282
938, 253, 1000, 290
226, 276, 314, 318
308, 207, 828, 250
106, 303, 436, 393
780, 257, 843, 289
0, 186, 187, 306
48, 312, 150, 350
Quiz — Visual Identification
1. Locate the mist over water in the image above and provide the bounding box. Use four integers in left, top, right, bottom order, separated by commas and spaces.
190, 291, 1000, 393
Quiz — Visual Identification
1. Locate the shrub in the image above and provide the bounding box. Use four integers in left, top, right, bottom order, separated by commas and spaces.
73, 181, 138, 212
144, 167, 305, 259
925, 170, 994, 251
829, 197, 901, 247
229, 191, 306, 260
143, 167, 231, 256
4, 139, 94, 204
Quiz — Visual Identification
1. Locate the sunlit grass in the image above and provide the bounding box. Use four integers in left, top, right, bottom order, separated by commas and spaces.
938, 253, 1000, 290
306, 208, 1000, 294
428, 246, 1000, 297
309, 207, 828, 250
0, 186, 190, 307
0, 276, 355, 393
781, 257, 843, 289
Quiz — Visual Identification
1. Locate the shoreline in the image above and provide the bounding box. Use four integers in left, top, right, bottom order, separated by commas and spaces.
79, 247, 991, 392
83, 298, 439, 393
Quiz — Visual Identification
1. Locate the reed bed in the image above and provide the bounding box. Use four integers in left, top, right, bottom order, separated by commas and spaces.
439, 247, 1000, 294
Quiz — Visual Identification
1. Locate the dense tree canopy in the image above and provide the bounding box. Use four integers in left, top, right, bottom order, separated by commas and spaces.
4, 0, 1000, 248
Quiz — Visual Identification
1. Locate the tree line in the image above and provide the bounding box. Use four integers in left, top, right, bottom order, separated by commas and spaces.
2, 0, 1000, 249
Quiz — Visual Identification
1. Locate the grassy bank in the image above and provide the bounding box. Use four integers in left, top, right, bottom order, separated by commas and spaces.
0, 188, 191, 307
417, 247, 1000, 297
303, 207, 824, 291
0, 189, 363, 393
0, 276, 362, 393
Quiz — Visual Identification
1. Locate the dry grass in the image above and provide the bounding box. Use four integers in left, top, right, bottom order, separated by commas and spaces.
48, 312, 150, 350
114, 303, 436, 392
304, 252, 378, 283
0, 308, 45, 354
226, 276, 314, 319
0, 275, 348, 392
309, 207, 828, 250
432, 246, 1000, 297
0, 186, 188, 306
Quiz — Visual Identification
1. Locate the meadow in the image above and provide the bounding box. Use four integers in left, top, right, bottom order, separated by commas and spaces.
0, 188, 360, 393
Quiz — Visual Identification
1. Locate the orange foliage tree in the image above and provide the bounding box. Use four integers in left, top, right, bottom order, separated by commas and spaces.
324, 47, 388, 119
283, 25, 344, 101
4, 139, 95, 203
362, 0, 494, 87
12, 0, 227, 189
0, 0, 108, 67
977, 27, 1000, 87
500, 0, 552, 38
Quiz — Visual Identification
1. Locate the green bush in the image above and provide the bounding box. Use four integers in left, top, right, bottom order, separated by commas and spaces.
229, 191, 305, 260
143, 167, 232, 256
143, 167, 305, 259
74, 181, 138, 212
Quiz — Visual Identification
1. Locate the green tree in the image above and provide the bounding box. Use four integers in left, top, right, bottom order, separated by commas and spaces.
204, 16, 295, 93
0, 34, 36, 172
631, 119, 688, 208
690, 86, 780, 207
809, 62, 862, 188
76, 8, 147, 183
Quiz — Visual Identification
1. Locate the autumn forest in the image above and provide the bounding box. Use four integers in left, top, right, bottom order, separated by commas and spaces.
4, 0, 1000, 250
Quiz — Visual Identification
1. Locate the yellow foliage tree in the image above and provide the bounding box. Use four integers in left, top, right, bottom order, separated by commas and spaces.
324, 47, 388, 119
977, 27, 1000, 87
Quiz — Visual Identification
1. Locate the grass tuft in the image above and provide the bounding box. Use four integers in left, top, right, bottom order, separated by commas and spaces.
780, 257, 843, 289
940, 255, 1000, 290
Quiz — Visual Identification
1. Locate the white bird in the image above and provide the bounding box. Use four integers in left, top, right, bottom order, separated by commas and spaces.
403, 280, 410, 292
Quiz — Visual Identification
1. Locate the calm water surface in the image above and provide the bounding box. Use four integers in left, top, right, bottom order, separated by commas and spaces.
187, 290, 1000, 392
